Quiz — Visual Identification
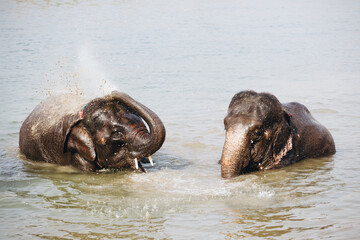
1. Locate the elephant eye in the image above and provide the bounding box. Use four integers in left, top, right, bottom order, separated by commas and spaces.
254, 129, 262, 136
110, 129, 123, 141
251, 129, 263, 143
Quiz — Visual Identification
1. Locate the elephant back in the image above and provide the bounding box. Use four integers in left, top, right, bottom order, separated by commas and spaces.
19, 94, 88, 165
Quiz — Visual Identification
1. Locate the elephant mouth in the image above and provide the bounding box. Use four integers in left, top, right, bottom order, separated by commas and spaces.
129, 156, 154, 173
132, 158, 146, 173
129, 128, 154, 173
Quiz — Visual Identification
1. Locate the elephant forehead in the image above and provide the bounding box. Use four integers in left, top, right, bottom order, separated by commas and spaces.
229, 97, 282, 121
121, 113, 142, 123
226, 114, 261, 127
92, 110, 113, 123
91, 110, 143, 130
230, 108, 269, 123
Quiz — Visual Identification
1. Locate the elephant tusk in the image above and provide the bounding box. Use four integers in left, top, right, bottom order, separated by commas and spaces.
134, 158, 139, 170
148, 155, 153, 166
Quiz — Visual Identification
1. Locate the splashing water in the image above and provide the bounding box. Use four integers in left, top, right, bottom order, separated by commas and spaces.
39, 44, 118, 99
76, 44, 118, 97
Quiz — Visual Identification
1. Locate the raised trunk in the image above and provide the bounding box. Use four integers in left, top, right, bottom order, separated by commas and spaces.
109, 91, 166, 159
220, 126, 249, 178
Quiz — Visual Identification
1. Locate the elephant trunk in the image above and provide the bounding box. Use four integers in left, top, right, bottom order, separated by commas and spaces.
110, 91, 166, 159
221, 126, 250, 178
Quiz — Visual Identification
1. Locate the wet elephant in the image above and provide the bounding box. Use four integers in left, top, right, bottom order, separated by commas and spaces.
220, 90, 335, 178
19, 91, 166, 172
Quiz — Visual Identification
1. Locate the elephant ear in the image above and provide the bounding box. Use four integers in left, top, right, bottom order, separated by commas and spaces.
64, 121, 96, 162
273, 111, 291, 154
265, 110, 293, 169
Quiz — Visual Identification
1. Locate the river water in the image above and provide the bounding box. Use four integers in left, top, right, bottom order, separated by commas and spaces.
1, 0, 359, 239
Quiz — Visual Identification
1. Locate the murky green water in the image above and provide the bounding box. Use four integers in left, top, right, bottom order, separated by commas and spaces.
1, 0, 359, 239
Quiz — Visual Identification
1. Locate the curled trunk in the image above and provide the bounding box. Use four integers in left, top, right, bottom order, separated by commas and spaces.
108, 91, 166, 159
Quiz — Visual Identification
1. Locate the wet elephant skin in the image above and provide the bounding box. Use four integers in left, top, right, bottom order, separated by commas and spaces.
19, 91, 166, 172
220, 90, 335, 178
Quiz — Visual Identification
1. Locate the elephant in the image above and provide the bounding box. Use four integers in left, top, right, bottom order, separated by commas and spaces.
220, 90, 335, 178
19, 91, 166, 172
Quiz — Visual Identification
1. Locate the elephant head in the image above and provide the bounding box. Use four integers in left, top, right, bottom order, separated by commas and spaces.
220, 91, 294, 178
65, 91, 166, 172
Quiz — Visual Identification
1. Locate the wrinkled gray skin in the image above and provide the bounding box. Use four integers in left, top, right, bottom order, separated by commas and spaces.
220, 91, 336, 178
19, 91, 166, 172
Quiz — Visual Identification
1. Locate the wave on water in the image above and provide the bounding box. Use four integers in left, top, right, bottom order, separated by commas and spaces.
80, 170, 278, 220
127, 168, 275, 200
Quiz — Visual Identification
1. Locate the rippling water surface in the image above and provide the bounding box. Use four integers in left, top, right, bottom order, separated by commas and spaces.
1, 0, 359, 239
